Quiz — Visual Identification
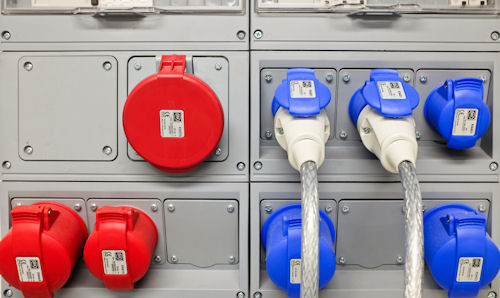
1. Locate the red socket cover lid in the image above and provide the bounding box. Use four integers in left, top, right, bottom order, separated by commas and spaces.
123, 55, 224, 173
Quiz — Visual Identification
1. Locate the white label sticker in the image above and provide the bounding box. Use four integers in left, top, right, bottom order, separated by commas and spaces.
290, 259, 301, 284
452, 108, 479, 136
377, 81, 407, 100
16, 257, 43, 282
102, 250, 128, 275
99, 0, 153, 8
32, 0, 92, 7
290, 80, 316, 98
456, 257, 483, 282
160, 110, 185, 138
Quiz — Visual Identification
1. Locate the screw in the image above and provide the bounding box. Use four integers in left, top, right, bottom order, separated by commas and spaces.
264, 130, 273, 139
325, 73, 334, 83
422, 205, 427, 213
490, 162, 498, 171
151, 203, 159, 212
103, 61, 112, 71
167, 203, 175, 212
154, 255, 162, 263
24, 146, 33, 155
339, 131, 348, 140
325, 205, 333, 213
253, 293, 262, 298
419, 75, 428, 84
415, 131, 422, 140
74, 203, 82, 212
478, 204, 487, 213
237, 30, 246, 40
396, 256, 404, 264
264, 205, 273, 214
480, 75, 488, 82
236, 292, 246, 298
228, 256, 236, 264
254, 161, 263, 170
2, 161, 11, 169
491, 31, 500, 41
237, 162, 246, 171
341, 205, 350, 214
277, 128, 284, 135
215, 147, 222, 156
90, 203, 98, 212
362, 127, 371, 134
3, 289, 13, 297
134, 63, 142, 71
215, 63, 223, 71
264, 74, 272, 83
339, 257, 346, 264
2, 31, 11, 40
170, 255, 178, 263
227, 204, 235, 213
102, 146, 112, 155
488, 292, 497, 298
253, 30, 263, 39
342, 73, 351, 83
24, 62, 33, 71
403, 74, 411, 83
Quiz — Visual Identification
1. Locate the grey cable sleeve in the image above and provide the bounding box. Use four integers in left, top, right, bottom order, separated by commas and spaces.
398, 161, 424, 298
300, 161, 319, 298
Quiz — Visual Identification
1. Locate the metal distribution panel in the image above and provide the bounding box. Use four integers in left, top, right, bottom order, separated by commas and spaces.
250, 50, 499, 182
0, 181, 249, 298
250, 182, 500, 298
0, 51, 249, 182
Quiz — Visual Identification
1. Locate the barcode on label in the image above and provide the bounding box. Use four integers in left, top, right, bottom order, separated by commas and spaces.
453, 108, 479, 136
456, 257, 483, 282
102, 250, 128, 275
290, 80, 316, 98
16, 257, 43, 282
377, 81, 407, 100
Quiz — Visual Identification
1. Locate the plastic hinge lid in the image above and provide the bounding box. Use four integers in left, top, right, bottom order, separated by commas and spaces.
272, 69, 331, 117
349, 69, 420, 124
424, 78, 490, 150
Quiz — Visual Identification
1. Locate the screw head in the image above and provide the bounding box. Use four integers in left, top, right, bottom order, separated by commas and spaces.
167, 203, 175, 212
362, 127, 371, 134
134, 63, 142, 71
24, 62, 33, 71
151, 203, 159, 212
402, 74, 411, 83
215, 147, 222, 156
396, 256, 404, 264
215, 63, 223, 71
237, 30, 246, 40
415, 131, 422, 140
227, 204, 235, 213
490, 162, 498, 171
154, 255, 162, 263
236, 292, 246, 298
342, 73, 351, 83
237, 162, 246, 171
253, 30, 263, 39
253, 293, 262, 298
478, 204, 487, 213
422, 205, 427, 213
254, 161, 263, 171
24, 146, 33, 155
491, 31, 500, 41
264, 205, 273, 214
90, 203, 98, 212
103, 61, 112, 71
264, 74, 273, 83
102, 146, 112, 155
2, 31, 11, 40
74, 203, 82, 212
488, 292, 497, 298
325, 205, 333, 213
339, 257, 346, 264
228, 256, 236, 264
325, 73, 334, 83
341, 205, 350, 214
170, 255, 178, 263
3, 289, 13, 297
339, 131, 348, 140
277, 128, 284, 135
419, 75, 428, 84
479, 75, 488, 82
264, 130, 273, 139
2, 161, 11, 169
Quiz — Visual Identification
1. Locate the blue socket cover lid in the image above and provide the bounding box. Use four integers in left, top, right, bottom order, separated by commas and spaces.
272, 69, 332, 117
424, 78, 490, 150
424, 203, 500, 298
349, 69, 420, 125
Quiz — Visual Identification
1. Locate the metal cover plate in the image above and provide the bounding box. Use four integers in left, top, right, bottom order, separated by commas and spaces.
164, 199, 239, 267
18, 56, 118, 161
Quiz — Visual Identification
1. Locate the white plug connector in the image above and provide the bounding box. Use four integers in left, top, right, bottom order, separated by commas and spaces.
357, 106, 418, 173
274, 107, 330, 171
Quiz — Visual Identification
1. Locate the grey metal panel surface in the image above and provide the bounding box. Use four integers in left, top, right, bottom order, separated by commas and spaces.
250, 14, 500, 51
250, 182, 500, 298
0, 181, 249, 298
0, 51, 249, 182
250, 50, 499, 182
164, 199, 239, 267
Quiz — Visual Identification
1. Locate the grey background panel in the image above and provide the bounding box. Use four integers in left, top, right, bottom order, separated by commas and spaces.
0, 51, 249, 182
250, 182, 500, 298
250, 51, 500, 182
250, 14, 500, 51
0, 181, 249, 298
